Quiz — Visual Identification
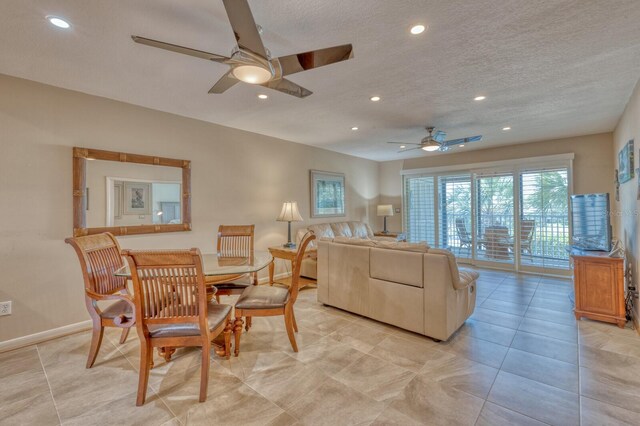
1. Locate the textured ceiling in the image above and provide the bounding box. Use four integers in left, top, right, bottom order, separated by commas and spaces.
2, 0, 640, 161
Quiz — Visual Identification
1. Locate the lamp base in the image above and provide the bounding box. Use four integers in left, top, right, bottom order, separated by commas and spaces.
283, 242, 296, 249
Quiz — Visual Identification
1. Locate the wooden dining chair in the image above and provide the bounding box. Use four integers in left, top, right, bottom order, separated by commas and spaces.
122, 248, 233, 406
205, 225, 258, 302
233, 232, 316, 356
65, 233, 135, 369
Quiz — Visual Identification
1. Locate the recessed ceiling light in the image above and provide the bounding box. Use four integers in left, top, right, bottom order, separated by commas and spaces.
47, 16, 71, 29
459, 145, 465, 148
474, 96, 486, 101
258, 94, 268, 99
370, 96, 381, 102
400, 145, 406, 149
502, 126, 511, 131
410, 24, 426, 35
351, 126, 359, 131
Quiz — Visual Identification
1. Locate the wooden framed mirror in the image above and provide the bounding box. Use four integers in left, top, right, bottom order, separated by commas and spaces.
72, 147, 191, 237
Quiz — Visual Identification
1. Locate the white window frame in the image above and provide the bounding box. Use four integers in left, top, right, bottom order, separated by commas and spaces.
401, 153, 574, 275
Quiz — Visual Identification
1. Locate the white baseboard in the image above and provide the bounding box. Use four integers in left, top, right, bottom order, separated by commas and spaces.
0, 272, 297, 354
0, 320, 93, 353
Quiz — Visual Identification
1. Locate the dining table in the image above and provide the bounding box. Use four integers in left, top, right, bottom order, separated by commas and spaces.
114, 250, 273, 359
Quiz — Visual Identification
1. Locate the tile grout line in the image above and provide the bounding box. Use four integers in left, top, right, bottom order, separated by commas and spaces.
478, 275, 558, 426
36, 345, 63, 426
109, 334, 182, 423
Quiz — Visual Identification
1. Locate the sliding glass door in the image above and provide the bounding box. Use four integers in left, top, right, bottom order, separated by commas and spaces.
519, 168, 570, 271
404, 175, 436, 245
403, 161, 571, 274
438, 174, 472, 260
475, 173, 515, 266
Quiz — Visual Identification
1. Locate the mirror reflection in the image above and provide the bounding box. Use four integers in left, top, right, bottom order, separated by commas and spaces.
86, 160, 182, 228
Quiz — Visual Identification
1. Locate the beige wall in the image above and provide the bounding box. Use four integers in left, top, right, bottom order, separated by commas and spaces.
378, 133, 615, 239
613, 78, 640, 321
0, 74, 379, 342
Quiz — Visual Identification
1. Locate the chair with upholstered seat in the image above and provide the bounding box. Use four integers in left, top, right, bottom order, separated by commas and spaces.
233, 232, 315, 355
65, 233, 135, 369
205, 225, 258, 303
122, 248, 233, 406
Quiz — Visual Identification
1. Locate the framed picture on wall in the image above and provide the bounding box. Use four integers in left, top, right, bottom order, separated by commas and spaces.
618, 139, 634, 183
310, 170, 346, 218
124, 181, 151, 215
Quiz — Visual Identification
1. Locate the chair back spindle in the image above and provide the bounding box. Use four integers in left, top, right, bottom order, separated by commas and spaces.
122, 249, 208, 335
217, 225, 254, 257
66, 233, 127, 296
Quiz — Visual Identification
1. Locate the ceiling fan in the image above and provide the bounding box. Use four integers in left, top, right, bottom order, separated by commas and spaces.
131, 0, 354, 98
388, 127, 482, 153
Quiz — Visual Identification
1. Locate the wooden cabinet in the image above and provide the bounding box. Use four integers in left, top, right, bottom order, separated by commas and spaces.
571, 249, 625, 328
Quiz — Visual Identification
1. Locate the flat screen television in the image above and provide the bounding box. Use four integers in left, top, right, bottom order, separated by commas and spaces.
570, 193, 611, 252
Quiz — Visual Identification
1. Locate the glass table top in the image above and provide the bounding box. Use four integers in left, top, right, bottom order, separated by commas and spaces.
115, 250, 273, 277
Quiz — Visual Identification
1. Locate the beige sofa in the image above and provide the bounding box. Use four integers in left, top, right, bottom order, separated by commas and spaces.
316, 237, 479, 341
295, 221, 397, 279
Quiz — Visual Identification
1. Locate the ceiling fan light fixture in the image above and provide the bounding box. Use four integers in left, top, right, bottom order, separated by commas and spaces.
421, 141, 440, 152
232, 65, 272, 84
47, 16, 71, 29
410, 24, 426, 35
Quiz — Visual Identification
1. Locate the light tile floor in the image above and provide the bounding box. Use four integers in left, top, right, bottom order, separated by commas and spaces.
2, 268, 640, 425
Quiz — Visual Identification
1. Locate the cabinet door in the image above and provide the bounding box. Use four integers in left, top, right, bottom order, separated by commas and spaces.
577, 260, 616, 315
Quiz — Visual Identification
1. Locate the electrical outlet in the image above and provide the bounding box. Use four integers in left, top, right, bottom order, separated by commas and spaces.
0, 301, 11, 316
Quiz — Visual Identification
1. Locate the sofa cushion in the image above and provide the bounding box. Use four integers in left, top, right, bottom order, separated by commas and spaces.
370, 247, 423, 287
333, 236, 376, 247
330, 222, 353, 237
349, 221, 373, 239
374, 240, 429, 253
308, 223, 336, 240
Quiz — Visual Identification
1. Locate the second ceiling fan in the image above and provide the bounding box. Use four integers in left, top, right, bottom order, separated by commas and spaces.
132, 0, 354, 98
388, 127, 483, 153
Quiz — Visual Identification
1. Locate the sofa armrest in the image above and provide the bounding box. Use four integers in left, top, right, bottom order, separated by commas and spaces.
457, 268, 480, 289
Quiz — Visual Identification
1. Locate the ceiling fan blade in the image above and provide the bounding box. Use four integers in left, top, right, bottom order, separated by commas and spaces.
222, 0, 268, 58
433, 130, 447, 143
208, 71, 239, 94
262, 78, 312, 98
131, 36, 228, 62
388, 142, 421, 145
277, 44, 354, 76
444, 135, 483, 145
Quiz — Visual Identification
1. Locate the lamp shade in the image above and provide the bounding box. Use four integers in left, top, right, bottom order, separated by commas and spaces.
277, 201, 303, 222
377, 204, 394, 217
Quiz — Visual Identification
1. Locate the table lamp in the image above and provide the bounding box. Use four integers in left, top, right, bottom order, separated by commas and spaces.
277, 201, 303, 248
377, 204, 394, 234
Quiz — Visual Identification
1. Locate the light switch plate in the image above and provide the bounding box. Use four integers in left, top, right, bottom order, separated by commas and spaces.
0, 301, 11, 316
